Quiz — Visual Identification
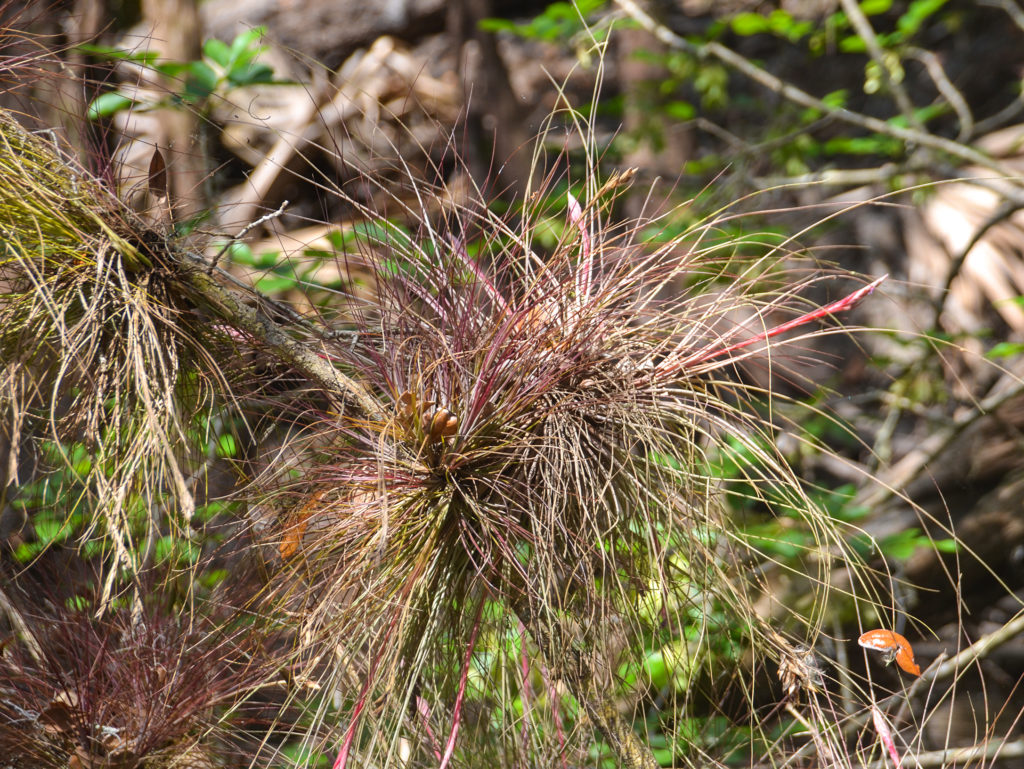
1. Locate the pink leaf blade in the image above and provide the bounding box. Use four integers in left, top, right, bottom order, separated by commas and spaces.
568, 191, 593, 307
871, 705, 903, 769
657, 274, 887, 377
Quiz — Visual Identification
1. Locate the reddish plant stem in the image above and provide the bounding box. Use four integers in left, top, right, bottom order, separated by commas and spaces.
416, 696, 444, 763
334, 562, 428, 769
657, 275, 887, 377
438, 598, 487, 769
333, 621, 394, 769
871, 705, 903, 769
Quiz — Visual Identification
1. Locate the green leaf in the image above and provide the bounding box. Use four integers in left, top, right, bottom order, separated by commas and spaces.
730, 12, 770, 36
14, 542, 37, 563
200, 569, 230, 589
663, 100, 695, 120
768, 10, 812, 42
888, 103, 946, 127
840, 35, 867, 53
183, 60, 219, 102
217, 241, 256, 265
203, 38, 232, 67
229, 27, 266, 61
195, 501, 227, 523
87, 92, 135, 120
878, 528, 927, 559
228, 62, 275, 87
824, 135, 902, 156
326, 229, 355, 249
76, 44, 158, 64
860, 0, 893, 14
34, 515, 66, 545
254, 273, 298, 294
65, 595, 91, 612
478, 0, 604, 41
822, 89, 849, 109
216, 433, 238, 458
478, 18, 518, 33
898, 0, 948, 37
986, 341, 1024, 359
154, 61, 190, 79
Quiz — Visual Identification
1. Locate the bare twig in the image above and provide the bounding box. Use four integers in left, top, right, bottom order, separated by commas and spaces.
208, 199, 289, 272
980, 0, 1024, 32
182, 258, 383, 420
0, 586, 43, 664
754, 164, 910, 188
927, 610, 1024, 683
974, 92, 1024, 136
907, 46, 974, 141
862, 738, 1024, 769
857, 369, 1024, 510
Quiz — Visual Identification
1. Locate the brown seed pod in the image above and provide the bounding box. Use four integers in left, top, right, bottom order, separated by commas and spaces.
427, 408, 458, 443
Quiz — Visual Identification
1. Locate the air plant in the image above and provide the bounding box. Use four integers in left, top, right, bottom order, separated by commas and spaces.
0, 53, 897, 769
253, 145, 889, 767
0, 572, 278, 769
0, 112, 253, 611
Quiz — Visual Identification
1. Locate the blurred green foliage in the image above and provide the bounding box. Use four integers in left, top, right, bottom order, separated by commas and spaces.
84, 27, 287, 119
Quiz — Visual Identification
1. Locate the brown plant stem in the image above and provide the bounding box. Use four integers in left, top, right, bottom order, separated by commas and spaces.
182, 261, 384, 420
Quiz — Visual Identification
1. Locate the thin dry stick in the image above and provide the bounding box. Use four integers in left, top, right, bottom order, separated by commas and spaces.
0, 586, 43, 663
209, 199, 289, 272
857, 368, 1024, 510
980, 0, 1024, 32
866, 612, 1024, 722
925, 610, 1024, 684
182, 259, 383, 421
906, 47, 973, 141
861, 738, 1024, 769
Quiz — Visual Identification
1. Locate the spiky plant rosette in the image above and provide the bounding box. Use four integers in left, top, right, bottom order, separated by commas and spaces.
0, 112, 246, 593
0, 573, 279, 769
260, 164, 887, 766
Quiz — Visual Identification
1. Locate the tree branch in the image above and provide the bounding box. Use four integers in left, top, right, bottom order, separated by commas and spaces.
182, 260, 384, 421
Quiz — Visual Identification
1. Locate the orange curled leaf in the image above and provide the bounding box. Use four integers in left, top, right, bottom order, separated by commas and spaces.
280, 489, 326, 560
858, 629, 921, 676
